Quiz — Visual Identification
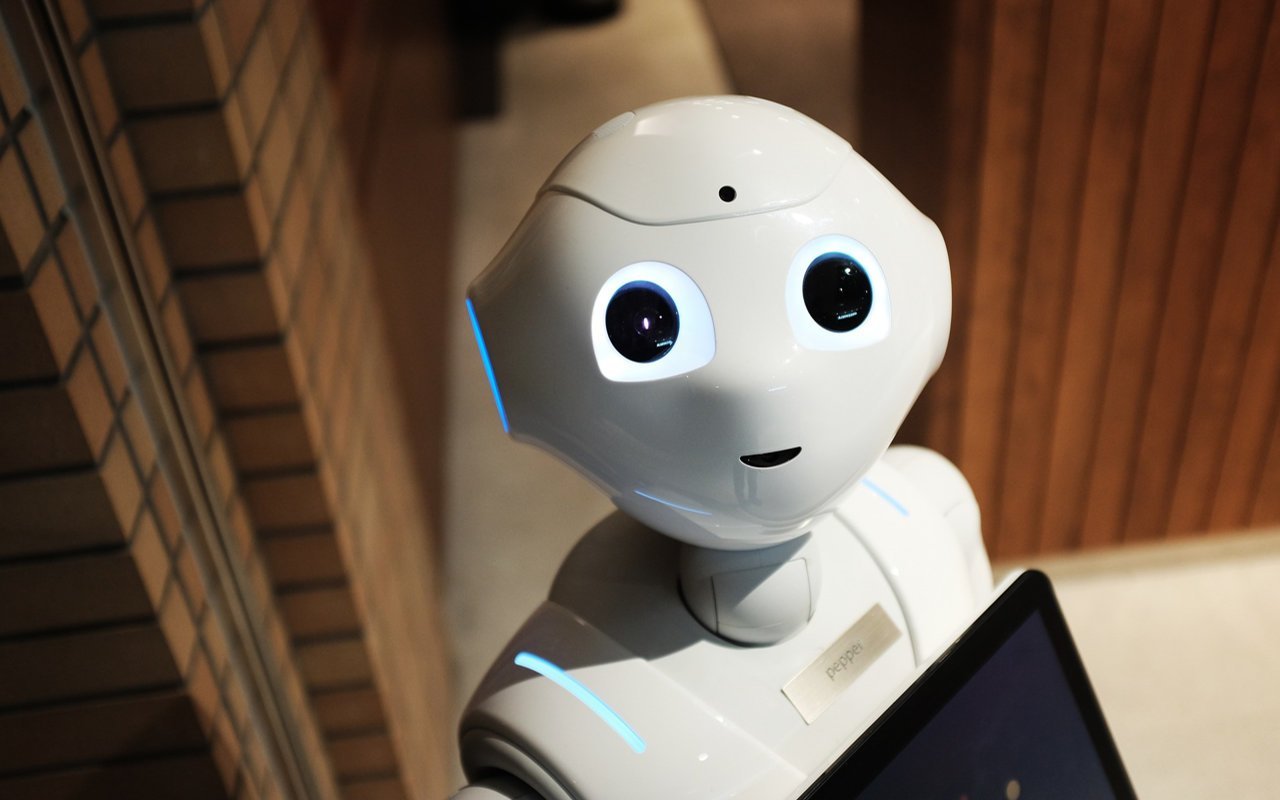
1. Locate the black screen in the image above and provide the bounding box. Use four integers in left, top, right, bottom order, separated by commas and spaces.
802, 571, 1134, 800
854, 612, 1115, 799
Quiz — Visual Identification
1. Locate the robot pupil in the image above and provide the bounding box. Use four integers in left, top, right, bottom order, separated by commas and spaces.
606, 282, 679, 363
802, 253, 873, 332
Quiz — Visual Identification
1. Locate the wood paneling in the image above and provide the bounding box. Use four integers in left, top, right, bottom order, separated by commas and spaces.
927, 0, 993, 458
997, 0, 1106, 557
1123, 0, 1272, 544
959, 0, 1051, 535
1041, 0, 1163, 554
1170, 8, 1280, 535
863, 0, 1280, 557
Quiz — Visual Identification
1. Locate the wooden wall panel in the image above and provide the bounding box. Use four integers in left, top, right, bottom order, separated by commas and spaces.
1216, 220, 1280, 527
863, 0, 1280, 557
1123, 0, 1272, 544
1040, 0, 1162, 554
1076, 0, 1216, 551
1169, 10, 1280, 534
997, 0, 1106, 556
925, 0, 992, 458
1256, 409, 1280, 522
958, 0, 1051, 537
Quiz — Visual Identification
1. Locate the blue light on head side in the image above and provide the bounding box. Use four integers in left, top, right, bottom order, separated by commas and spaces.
466, 298, 510, 433
513, 651, 647, 754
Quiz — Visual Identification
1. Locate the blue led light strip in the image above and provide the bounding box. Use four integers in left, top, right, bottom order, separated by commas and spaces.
861, 477, 909, 516
513, 651, 647, 754
466, 298, 510, 433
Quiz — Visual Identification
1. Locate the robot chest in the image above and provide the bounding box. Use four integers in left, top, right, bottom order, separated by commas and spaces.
460, 515, 935, 800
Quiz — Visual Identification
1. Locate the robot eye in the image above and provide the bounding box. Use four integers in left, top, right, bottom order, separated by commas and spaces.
803, 253, 872, 331
605, 282, 679, 362
592, 262, 715, 382
786, 235, 891, 351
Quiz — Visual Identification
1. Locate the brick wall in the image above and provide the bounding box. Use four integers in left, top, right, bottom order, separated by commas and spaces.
0, 0, 452, 797
0, 4, 305, 797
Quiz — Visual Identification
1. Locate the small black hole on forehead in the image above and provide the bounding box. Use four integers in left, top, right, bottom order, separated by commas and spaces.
718, 185, 737, 203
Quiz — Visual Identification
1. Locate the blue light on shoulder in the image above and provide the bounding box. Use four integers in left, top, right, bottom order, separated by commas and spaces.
860, 477, 909, 517
513, 651, 647, 754
466, 298, 510, 433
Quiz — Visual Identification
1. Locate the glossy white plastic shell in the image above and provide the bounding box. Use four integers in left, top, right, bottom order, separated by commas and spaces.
544, 96, 851, 225
457, 455, 985, 800
455, 96, 991, 800
468, 97, 950, 550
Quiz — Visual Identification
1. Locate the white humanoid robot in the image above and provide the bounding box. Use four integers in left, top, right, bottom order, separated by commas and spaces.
454, 96, 993, 800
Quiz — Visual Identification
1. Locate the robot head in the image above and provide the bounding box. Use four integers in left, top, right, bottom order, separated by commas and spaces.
467, 96, 950, 550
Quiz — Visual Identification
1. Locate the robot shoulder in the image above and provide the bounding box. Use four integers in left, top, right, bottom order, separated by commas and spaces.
872, 444, 992, 605
831, 447, 993, 659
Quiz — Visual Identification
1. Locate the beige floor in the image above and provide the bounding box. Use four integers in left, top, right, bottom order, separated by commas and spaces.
1025, 532, 1280, 798
443, 1, 1280, 795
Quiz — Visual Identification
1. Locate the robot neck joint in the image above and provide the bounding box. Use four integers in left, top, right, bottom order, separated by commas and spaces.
678, 533, 822, 646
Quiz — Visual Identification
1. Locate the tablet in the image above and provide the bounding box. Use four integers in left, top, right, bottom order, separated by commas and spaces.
799, 569, 1136, 799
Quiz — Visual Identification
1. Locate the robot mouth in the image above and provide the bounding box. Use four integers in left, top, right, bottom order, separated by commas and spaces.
740, 447, 802, 469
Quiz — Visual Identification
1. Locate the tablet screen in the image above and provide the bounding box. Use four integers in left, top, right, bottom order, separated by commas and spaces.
801, 571, 1134, 799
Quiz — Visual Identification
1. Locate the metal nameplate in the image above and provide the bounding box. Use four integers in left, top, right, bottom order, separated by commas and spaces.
782, 603, 901, 724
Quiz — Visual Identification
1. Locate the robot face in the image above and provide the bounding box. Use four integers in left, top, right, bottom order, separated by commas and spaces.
468, 97, 950, 550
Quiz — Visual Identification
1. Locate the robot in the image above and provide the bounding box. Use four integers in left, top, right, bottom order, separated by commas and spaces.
453, 96, 993, 799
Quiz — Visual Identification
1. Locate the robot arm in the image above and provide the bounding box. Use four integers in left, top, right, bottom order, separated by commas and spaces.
829, 446, 993, 663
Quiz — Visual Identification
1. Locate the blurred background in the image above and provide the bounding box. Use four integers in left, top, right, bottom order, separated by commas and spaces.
0, 0, 1277, 797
